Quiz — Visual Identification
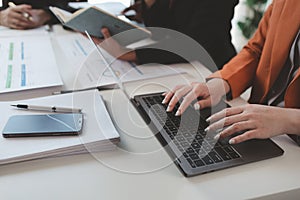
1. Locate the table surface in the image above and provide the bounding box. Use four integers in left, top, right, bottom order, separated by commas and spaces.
0, 25, 299, 200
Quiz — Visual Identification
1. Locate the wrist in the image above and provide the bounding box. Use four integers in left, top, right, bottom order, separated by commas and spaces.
120, 50, 137, 62
283, 108, 300, 135
207, 78, 231, 96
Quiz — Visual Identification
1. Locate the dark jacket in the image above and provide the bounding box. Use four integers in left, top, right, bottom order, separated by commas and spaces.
135, 0, 238, 70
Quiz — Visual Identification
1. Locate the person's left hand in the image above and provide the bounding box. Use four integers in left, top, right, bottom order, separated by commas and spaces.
99, 28, 137, 62
206, 104, 293, 144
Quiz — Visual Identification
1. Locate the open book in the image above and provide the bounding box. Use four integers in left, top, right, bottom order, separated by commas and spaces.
0, 90, 120, 165
50, 6, 151, 46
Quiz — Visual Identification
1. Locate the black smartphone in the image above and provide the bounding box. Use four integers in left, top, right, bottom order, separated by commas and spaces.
2, 113, 83, 138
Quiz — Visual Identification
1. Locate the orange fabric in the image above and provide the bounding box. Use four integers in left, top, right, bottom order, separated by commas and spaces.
209, 0, 300, 108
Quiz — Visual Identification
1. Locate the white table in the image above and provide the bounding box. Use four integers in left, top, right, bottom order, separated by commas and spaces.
0, 25, 299, 200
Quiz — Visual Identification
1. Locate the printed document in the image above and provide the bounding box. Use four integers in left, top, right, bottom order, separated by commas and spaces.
0, 25, 49, 37
55, 33, 94, 67
66, 49, 185, 90
0, 35, 63, 93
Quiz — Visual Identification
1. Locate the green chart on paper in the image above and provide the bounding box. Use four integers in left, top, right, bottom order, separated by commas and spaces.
0, 36, 62, 93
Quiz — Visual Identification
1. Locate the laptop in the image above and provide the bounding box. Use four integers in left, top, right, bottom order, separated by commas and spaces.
86, 32, 284, 177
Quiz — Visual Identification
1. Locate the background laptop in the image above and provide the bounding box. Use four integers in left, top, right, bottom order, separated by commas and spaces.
86, 32, 284, 177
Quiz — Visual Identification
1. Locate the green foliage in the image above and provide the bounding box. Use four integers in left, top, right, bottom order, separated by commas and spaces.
246, 0, 267, 6
238, 0, 267, 39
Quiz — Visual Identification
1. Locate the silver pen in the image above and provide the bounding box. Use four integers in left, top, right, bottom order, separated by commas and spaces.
11, 104, 82, 113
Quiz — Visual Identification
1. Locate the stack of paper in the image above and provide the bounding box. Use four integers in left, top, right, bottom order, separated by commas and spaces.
0, 90, 120, 165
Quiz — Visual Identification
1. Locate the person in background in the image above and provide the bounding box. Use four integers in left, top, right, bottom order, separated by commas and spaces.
0, 0, 85, 29
163, 0, 300, 145
99, 0, 238, 70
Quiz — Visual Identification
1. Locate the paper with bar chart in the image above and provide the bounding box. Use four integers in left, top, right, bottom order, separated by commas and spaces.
0, 36, 63, 93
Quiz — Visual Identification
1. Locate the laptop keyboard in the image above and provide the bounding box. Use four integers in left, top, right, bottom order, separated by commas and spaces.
141, 94, 240, 168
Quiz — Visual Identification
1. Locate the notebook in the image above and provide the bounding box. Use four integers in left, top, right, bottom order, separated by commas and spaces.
49, 6, 151, 46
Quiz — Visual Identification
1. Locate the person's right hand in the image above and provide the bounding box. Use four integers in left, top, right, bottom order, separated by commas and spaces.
0, 4, 34, 29
162, 79, 231, 116
100, 28, 137, 62
26, 9, 51, 28
121, 1, 143, 23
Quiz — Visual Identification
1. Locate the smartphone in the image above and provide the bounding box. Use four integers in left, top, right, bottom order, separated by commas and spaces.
2, 113, 83, 138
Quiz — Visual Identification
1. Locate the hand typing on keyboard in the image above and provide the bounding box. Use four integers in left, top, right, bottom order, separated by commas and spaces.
140, 93, 242, 169
162, 78, 300, 145
162, 79, 230, 116
204, 104, 299, 145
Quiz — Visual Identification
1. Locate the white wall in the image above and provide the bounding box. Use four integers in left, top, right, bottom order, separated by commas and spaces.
231, 0, 250, 52
231, 0, 273, 52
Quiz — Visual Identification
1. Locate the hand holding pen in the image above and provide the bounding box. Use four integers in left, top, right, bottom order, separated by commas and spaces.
0, 2, 33, 29
0, 2, 51, 30
8, 2, 33, 21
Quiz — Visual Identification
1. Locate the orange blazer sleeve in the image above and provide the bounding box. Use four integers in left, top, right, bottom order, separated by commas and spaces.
209, 3, 274, 99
